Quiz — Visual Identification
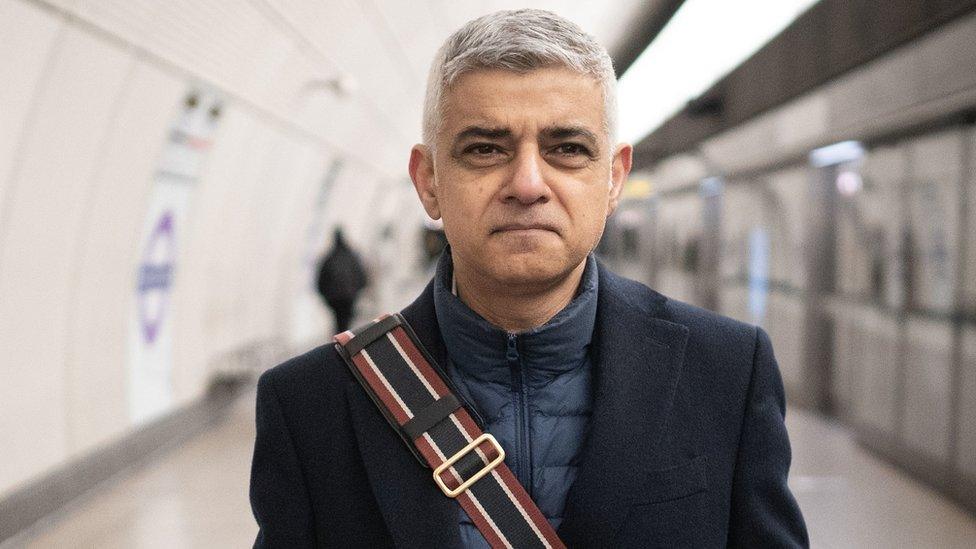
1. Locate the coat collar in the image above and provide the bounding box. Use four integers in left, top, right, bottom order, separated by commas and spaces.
346, 260, 689, 547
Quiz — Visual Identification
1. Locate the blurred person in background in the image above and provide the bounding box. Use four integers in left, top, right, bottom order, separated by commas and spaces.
315, 227, 368, 332
252, 9, 807, 548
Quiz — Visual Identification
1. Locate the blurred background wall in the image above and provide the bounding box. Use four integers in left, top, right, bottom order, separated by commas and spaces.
0, 0, 653, 508
0, 0, 432, 499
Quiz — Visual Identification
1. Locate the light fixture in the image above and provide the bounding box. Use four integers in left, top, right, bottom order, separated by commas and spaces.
809, 140, 865, 167
305, 73, 358, 98
616, 0, 820, 145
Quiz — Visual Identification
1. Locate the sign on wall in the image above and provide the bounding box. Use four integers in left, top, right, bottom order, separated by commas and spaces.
128, 89, 222, 423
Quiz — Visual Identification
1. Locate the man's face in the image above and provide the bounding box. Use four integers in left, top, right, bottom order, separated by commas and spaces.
410, 66, 632, 289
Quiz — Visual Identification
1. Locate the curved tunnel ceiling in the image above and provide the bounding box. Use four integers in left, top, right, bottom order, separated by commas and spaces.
38, 0, 660, 180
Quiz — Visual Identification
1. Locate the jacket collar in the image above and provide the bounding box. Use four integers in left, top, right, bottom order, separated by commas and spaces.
433, 250, 599, 386
346, 259, 689, 547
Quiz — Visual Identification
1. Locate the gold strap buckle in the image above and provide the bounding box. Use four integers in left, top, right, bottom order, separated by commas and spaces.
433, 433, 505, 498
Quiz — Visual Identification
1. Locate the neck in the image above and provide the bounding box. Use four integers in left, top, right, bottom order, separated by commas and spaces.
452, 256, 587, 333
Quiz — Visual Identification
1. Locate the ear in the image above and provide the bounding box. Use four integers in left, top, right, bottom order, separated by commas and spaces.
409, 144, 441, 220
606, 143, 632, 216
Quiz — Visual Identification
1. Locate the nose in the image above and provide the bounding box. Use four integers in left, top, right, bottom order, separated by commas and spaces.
503, 146, 551, 205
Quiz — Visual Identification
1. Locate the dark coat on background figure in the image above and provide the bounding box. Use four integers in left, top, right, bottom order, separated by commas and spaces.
250, 261, 809, 548
315, 229, 367, 332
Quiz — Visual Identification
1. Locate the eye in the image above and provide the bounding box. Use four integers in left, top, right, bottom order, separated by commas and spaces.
553, 143, 590, 156
465, 143, 503, 156
457, 142, 508, 167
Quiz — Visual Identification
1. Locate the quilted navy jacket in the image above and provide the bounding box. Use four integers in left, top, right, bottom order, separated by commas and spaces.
432, 253, 599, 546
249, 260, 809, 548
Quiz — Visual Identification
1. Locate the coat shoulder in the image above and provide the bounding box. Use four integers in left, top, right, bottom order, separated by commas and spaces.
601, 265, 758, 351
601, 267, 760, 383
664, 296, 758, 351
258, 342, 356, 412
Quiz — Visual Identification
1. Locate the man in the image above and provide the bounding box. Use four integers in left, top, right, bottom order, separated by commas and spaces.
250, 9, 808, 548
315, 227, 368, 332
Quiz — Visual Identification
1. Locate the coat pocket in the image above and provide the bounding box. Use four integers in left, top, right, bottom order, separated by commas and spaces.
633, 454, 708, 505
613, 456, 711, 548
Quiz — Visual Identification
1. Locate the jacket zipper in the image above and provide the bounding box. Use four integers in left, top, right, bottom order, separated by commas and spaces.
506, 334, 532, 497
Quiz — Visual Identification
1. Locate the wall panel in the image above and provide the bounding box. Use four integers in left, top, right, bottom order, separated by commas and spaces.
765, 168, 808, 291
0, 0, 64, 224
861, 144, 909, 310
829, 301, 863, 417
906, 131, 962, 314
765, 293, 804, 392
854, 312, 899, 435
902, 317, 953, 461
965, 130, 976, 312
0, 25, 134, 494
171, 105, 263, 404
261, 143, 330, 350
65, 61, 185, 455
203, 121, 281, 360
238, 139, 322, 347
240, 133, 298, 344
959, 328, 976, 477
653, 195, 700, 304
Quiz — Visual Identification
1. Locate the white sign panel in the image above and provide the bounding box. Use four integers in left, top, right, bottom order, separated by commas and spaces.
128, 89, 222, 423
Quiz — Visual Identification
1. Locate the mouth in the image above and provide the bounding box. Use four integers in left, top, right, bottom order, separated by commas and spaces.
490, 223, 559, 235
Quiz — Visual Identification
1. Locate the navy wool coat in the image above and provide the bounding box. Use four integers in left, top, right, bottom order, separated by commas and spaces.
249, 263, 809, 548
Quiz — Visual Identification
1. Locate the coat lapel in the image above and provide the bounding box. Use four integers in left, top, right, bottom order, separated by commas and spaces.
557, 265, 690, 547
345, 280, 461, 548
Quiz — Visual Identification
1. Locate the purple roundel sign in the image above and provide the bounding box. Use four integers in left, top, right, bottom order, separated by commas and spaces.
137, 210, 176, 345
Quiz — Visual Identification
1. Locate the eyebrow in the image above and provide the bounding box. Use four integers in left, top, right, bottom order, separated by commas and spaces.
453, 126, 512, 142
542, 125, 599, 145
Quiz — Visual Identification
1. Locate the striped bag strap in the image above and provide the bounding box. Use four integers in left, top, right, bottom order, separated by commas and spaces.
334, 313, 566, 549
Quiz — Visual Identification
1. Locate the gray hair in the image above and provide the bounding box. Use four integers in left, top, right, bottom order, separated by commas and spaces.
422, 9, 617, 149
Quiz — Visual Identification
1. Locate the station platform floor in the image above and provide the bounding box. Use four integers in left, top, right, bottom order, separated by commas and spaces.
7, 389, 976, 548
